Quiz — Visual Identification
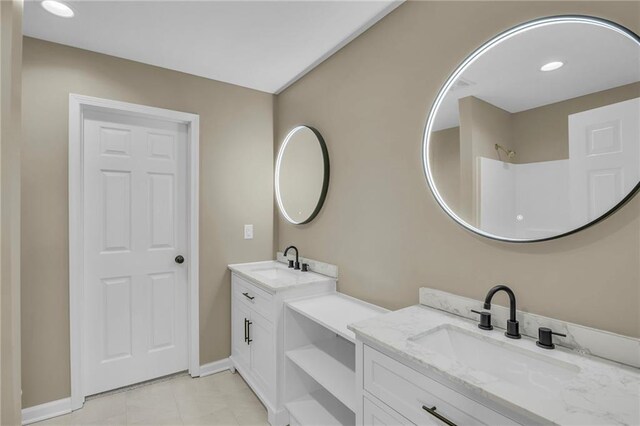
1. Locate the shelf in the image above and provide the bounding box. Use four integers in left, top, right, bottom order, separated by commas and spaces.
286, 388, 355, 426
286, 338, 356, 411
286, 293, 388, 343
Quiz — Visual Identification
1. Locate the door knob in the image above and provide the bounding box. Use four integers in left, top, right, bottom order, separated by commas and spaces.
175, 255, 185, 264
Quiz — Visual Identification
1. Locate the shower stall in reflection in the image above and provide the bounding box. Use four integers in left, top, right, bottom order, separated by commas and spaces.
479, 98, 640, 239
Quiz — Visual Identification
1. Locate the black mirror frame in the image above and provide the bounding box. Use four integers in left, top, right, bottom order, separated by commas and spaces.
422, 15, 640, 243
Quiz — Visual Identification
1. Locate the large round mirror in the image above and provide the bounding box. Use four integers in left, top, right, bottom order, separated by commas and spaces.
276, 125, 329, 224
423, 16, 640, 242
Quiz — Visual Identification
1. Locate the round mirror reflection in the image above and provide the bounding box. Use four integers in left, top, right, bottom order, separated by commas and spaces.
423, 16, 640, 242
276, 126, 329, 224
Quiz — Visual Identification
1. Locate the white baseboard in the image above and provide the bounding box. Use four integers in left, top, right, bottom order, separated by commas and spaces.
199, 357, 231, 377
22, 397, 72, 425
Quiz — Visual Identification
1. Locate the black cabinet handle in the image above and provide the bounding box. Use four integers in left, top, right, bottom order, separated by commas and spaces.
422, 405, 457, 426
247, 321, 253, 344
242, 292, 255, 300
244, 318, 248, 343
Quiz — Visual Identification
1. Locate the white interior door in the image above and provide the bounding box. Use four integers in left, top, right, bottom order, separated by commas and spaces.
569, 98, 640, 226
82, 109, 188, 396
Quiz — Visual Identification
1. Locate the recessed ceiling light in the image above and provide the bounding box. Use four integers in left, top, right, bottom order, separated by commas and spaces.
540, 61, 564, 72
41, 0, 74, 18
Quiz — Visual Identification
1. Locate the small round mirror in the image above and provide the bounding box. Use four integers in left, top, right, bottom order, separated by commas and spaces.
423, 16, 640, 242
276, 126, 329, 224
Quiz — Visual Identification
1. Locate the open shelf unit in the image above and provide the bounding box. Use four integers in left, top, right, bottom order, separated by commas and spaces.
286, 388, 355, 426
284, 292, 387, 426
286, 337, 356, 411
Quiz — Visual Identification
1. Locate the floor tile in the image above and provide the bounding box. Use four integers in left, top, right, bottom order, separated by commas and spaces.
176, 392, 228, 422
33, 371, 266, 426
182, 408, 239, 426
69, 393, 127, 424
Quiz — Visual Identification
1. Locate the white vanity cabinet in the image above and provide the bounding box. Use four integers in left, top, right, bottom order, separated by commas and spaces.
356, 344, 522, 426
229, 262, 337, 426
363, 395, 412, 426
231, 281, 275, 398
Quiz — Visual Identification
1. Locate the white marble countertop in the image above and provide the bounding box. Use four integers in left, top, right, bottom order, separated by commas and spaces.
348, 305, 640, 425
228, 260, 334, 293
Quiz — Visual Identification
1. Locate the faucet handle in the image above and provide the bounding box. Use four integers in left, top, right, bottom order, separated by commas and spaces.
287, 259, 294, 268
301, 263, 309, 272
536, 327, 566, 350
470, 309, 493, 330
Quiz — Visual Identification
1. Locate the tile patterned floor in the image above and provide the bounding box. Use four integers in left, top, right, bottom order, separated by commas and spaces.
35, 371, 268, 426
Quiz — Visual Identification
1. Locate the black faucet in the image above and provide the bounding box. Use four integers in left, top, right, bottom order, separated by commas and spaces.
284, 246, 300, 270
483, 285, 521, 339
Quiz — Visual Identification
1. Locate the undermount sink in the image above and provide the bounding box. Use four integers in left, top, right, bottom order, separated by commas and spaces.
231, 261, 329, 289
409, 325, 580, 395
252, 266, 299, 281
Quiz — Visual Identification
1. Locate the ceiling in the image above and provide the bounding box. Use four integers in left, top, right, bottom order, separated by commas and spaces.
24, 0, 402, 94
433, 22, 640, 131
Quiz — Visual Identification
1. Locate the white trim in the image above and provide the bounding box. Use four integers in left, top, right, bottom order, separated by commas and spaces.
199, 358, 231, 377
68, 94, 200, 410
22, 398, 72, 425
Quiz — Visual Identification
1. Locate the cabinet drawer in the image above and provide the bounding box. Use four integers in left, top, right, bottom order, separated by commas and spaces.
363, 346, 519, 426
364, 395, 413, 426
233, 274, 273, 321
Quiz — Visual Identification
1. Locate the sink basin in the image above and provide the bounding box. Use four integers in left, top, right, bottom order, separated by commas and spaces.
251, 266, 299, 282
229, 260, 333, 291
409, 325, 580, 395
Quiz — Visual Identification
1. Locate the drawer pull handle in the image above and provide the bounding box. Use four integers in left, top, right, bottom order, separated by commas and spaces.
242, 292, 255, 300
422, 405, 457, 426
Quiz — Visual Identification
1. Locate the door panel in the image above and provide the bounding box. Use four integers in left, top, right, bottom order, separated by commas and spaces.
83, 110, 188, 396
149, 272, 176, 351
148, 173, 175, 249
102, 276, 133, 361
101, 171, 132, 252
569, 98, 640, 224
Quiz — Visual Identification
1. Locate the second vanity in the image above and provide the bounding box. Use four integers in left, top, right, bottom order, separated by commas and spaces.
349, 299, 640, 426
228, 259, 338, 425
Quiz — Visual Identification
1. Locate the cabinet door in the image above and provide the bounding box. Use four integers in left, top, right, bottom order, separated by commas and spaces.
232, 300, 251, 369
363, 396, 413, 426
249, 311, 275, 398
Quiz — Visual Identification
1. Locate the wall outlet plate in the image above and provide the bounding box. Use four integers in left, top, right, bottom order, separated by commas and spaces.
244, 224, 253, 240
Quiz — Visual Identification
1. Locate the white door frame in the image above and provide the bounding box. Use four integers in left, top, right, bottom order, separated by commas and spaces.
68, 94, 200, 410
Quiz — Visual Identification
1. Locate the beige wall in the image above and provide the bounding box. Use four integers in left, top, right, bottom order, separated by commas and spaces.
276, 1, 639, 341
1, 0, 23, 423
22, 38, 274, 408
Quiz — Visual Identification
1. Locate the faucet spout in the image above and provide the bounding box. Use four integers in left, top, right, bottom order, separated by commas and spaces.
483, 285, 516, 321
483, 284, 521, 339
284, 246, 300, 270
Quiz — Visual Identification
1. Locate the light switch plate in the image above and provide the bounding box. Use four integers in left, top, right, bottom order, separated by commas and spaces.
244, 224, 254, 240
